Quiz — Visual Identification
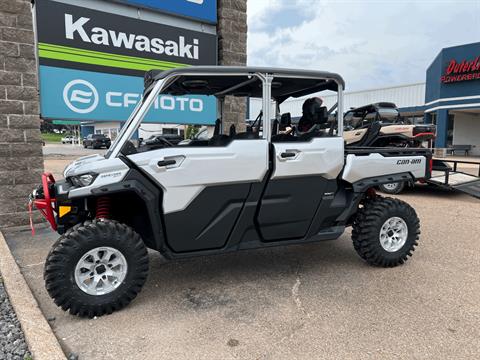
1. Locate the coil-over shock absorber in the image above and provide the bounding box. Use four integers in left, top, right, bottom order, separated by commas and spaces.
95, 197, 111, 219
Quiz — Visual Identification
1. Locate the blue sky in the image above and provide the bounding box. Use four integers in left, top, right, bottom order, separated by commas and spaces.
247, 0, 480, 91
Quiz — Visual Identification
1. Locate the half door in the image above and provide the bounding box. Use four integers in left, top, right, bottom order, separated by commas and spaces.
256, 137, 344, 241
128, 139, 269, 252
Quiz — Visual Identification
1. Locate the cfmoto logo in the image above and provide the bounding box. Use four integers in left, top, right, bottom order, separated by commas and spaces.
63, 79, 99, 114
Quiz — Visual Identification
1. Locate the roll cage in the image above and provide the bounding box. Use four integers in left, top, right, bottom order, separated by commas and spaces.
105, 66, 345, 159
344, 102, 402, 130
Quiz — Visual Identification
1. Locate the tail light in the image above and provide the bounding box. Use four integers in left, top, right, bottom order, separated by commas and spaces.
413, 125, 436, 137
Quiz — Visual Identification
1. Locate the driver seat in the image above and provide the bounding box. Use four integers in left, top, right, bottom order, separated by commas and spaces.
208, 119, 231, 146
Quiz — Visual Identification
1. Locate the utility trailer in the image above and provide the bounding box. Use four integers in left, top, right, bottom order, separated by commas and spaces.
427, 159, 480, 199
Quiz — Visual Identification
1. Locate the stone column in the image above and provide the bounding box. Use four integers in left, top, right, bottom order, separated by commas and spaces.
217, 0, 247, 133
0, 0, 44, 228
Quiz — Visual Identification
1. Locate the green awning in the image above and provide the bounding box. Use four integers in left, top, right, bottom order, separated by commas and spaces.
52, 120, 81, 125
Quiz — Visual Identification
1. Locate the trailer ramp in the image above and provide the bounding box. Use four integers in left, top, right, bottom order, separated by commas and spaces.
428, 168, 480, 199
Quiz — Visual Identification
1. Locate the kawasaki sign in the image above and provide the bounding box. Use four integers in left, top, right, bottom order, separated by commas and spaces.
34, 0, 217, 123
35, 0, 217, 76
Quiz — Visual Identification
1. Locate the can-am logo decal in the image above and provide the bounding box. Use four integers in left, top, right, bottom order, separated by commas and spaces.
441, 56, 480, 83
63, 79, 99, 114
397, 159, 422, 165
65, 14, 199, 59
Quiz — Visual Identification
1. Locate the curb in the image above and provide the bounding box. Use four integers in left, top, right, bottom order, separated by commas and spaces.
0, 231, 65, 360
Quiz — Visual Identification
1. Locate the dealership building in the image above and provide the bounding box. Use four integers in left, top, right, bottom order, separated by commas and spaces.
250, 42, 480, 155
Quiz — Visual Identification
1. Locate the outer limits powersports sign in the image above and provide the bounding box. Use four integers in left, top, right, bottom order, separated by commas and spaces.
34, 0, 217, 124
441, 56, 480, 84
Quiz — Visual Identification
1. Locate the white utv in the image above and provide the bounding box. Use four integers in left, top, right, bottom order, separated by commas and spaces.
30, 67, 432, 317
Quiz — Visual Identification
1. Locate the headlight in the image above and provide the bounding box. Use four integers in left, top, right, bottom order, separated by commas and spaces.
70, 173, 97, 187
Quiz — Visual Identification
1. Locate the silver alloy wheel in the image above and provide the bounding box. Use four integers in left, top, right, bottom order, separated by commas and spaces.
383, 182, 399, 191
379, 217, 408, 252
74, 246, 128, 296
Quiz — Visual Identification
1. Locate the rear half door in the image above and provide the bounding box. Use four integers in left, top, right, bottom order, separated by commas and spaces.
257, 137, 344, 241
128, 140, 268, 252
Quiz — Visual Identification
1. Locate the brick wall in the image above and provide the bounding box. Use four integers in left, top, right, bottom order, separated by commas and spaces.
0, 0, 44, 228
217, 0, 247, 133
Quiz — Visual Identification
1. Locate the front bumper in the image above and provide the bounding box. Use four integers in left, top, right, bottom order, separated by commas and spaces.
29, 173, 57, 232
29, 173, 83, 234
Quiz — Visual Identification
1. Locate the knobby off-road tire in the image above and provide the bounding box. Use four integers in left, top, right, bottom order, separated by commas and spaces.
44, 219, 149, 318
378, 181, 405, 194
352, 197, 420, 267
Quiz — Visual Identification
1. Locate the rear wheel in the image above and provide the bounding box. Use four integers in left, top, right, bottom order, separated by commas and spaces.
378, 181, 405, 194
352, 197, 420, 267
44, 219, 149, 317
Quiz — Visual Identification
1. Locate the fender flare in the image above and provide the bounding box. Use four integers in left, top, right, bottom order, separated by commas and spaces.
91, 169, 166, 252
349, 172, 414, 193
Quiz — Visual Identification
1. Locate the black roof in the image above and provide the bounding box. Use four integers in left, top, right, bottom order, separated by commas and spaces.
346, 102, 397, 113
144, 66, 345, 102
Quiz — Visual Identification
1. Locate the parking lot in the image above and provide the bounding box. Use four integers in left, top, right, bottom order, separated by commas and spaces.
3, 144, 479, 359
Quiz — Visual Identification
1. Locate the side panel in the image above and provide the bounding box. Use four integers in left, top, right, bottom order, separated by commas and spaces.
257, 176, 330, 240
127, 139, 269, 252
164, 183, 250, 252
344, 128, 367, 145
257, 137, 344, 241
128, 139, 269, 214
342, 153, 427, 183
271, 137, 344, 180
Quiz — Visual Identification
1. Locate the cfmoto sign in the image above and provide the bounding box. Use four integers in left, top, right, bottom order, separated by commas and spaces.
63, 79, 99, 114
40, 66, 216, 125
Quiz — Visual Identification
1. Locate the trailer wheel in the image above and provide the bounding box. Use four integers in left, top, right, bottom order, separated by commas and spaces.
44, 219, 149, 318
352, 197, 420, 267
378, 181, 405, 194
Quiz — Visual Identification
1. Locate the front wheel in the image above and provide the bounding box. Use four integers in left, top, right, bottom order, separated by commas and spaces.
378, 181, 405, 194
352, 197, 420, 267
44, 219, 149, 317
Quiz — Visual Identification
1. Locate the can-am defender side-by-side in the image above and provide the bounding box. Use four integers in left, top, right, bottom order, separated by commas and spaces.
30, 67, 432, 317
343, 102, 436, 148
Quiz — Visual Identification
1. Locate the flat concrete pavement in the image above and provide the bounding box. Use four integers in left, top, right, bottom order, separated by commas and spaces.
42, 144, 106, 180
4, 186, 480, 359
43, 143, 106, 158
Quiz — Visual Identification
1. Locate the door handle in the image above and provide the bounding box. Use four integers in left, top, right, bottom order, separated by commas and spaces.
157, 159, 176, 167
280, 152, 296, 158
